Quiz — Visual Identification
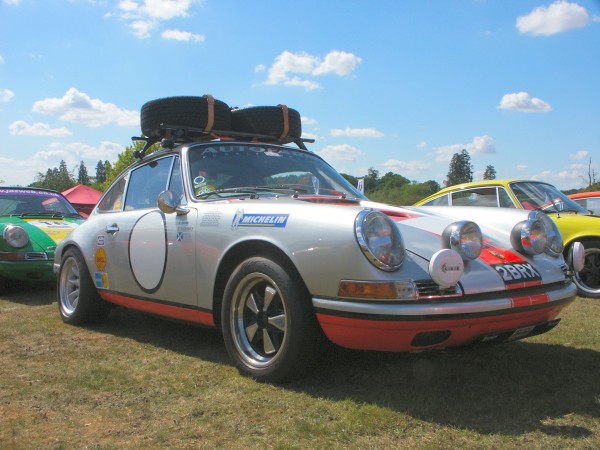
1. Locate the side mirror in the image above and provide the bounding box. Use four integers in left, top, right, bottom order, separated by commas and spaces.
157, 190, 189, 216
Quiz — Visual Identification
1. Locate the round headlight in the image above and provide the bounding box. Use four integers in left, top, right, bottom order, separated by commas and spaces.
3, 225, 30, 248
536, 212, 563, 257
442, 221, 483, 261
511, 212, 547, 256
355, 210, 405, 271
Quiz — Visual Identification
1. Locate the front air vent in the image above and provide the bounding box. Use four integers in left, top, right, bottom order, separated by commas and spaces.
414, 280, 462, 299
25, 252, 48, 261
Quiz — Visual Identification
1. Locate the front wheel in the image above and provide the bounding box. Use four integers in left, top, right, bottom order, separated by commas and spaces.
572, 240, 600, 298
221, 257, 320, 383
58, 248, 111, 324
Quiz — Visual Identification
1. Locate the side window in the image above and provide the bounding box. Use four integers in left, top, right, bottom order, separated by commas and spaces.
452, 188, 498, 207
498, 188, 516, 208
97, 176, 127, 212
422, 195, 449, 206
124, 157, 174, 211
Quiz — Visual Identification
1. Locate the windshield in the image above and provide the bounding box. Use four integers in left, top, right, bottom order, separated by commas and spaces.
0, 188, 80, 217
187, 143, 366, 200
510, 181, 589, 214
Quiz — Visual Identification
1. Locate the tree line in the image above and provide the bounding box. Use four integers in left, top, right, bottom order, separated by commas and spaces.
24, 144, 599, 205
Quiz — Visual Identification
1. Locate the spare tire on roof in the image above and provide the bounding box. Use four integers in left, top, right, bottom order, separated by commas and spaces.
140, 95, 232, 138
231, 105, 302, 140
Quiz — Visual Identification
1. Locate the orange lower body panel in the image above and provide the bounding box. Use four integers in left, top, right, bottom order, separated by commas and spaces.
316, 302, 571, 352
99, 291, 215, 327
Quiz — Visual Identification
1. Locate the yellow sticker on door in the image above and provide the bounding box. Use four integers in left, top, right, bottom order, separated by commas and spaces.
95, 248, 107, 272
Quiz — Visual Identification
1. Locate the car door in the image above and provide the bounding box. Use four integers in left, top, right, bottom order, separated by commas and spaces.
93, 155, 198, 308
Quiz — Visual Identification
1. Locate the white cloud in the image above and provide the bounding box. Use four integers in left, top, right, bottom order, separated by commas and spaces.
162, 29, 205, 42
301, 116, 317, 126
0, 54, 4, 64
382, 159, 432, 176
516, 164, 528, 171
434, 135, 496, 162
498, 92, 552, 112
129, 20, 155, 39
417, 141, 427, 149
317, 144, 364, 162
0, 141, 124, 186
0, 88, 15, 102
9, 120, 72, 137
114, 0, 195, 38
32, 88, 139, 127
3, 0, 22, 5
516, 1, 590, 36
569, 150, 588, 160
264, 50, 362, 90
531, 169, 585, 189
330, 127, 384, 138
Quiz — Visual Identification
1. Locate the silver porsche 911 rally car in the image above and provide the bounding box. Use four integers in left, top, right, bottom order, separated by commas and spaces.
54, 96, 584, 382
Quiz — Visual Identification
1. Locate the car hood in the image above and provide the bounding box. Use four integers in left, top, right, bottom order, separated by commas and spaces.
0, 216, 82, 251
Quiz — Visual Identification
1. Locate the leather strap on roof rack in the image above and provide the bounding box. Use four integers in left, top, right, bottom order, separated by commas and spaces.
204, 95, 215, 132
278, 104, 289, 140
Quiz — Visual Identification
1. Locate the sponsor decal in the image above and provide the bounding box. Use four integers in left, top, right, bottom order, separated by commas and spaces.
232, 209, 289, 228
97, 235, 105, 246
94, 272, 109, 289
95, 248, 107, 272
176, 231, 184, 242
24, 219, 78, 244
493, 262, 541, 284
0, 188, 61, 198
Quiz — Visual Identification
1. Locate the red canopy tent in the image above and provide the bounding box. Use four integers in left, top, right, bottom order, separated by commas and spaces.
62, 184, 103, 218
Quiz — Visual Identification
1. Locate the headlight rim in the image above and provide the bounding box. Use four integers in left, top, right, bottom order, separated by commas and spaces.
355, 210, 405, 272
3, 224, 30, 248
510, 211, 549, 256
441, 220, 483, 261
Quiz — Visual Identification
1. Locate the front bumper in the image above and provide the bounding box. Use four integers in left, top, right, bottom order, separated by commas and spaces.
0, 252, 55, 282
313, 281, 577, 351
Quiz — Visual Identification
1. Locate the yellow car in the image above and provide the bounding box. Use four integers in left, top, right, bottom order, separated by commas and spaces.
415, 179, 599, 298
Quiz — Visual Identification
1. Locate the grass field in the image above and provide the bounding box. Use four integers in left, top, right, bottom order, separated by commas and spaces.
1, 281, 598, 449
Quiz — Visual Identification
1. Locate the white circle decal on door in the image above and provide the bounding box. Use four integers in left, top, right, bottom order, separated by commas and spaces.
129, 211, 167, 292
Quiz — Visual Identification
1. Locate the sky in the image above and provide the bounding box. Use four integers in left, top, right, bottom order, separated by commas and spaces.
0, 0, 599, 191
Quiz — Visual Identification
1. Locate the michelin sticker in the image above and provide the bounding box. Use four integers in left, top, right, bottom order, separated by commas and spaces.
232, 209, 289, 229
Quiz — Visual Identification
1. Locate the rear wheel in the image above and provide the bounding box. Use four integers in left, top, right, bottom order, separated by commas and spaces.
58, 248, 110, 324
572, 240, 600, 298
221, 257, 319, 382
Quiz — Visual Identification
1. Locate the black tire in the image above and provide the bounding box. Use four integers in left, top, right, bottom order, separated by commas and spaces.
140, 95, 232, 138
57, 248, 111, 324
572, 239, 600, 298
231, 106, 302, 140
221, 257, 319, 382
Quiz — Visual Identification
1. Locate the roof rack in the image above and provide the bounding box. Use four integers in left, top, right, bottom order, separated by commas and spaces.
131, 123, 315, 160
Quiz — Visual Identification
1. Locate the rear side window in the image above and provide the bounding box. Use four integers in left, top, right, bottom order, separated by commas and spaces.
451, 188, 498, 207
422, 195, 449, 206
97, 176, 127, 212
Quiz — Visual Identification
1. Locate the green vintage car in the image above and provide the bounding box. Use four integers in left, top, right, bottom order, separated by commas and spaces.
0, 187, 83, 283
415, 179, 600, 298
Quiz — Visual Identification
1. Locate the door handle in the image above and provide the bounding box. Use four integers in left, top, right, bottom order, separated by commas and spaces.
106, 224, 119, 235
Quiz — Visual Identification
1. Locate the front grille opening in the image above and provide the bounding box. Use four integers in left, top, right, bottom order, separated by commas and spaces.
414, 280, 462, 299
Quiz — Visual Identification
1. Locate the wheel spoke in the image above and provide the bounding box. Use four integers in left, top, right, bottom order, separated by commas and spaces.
262, 329, 276, 355
245, 322, 259, 342
263, 286, 276, 311
246, 292, 259, 315
268, 313, 286, 332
